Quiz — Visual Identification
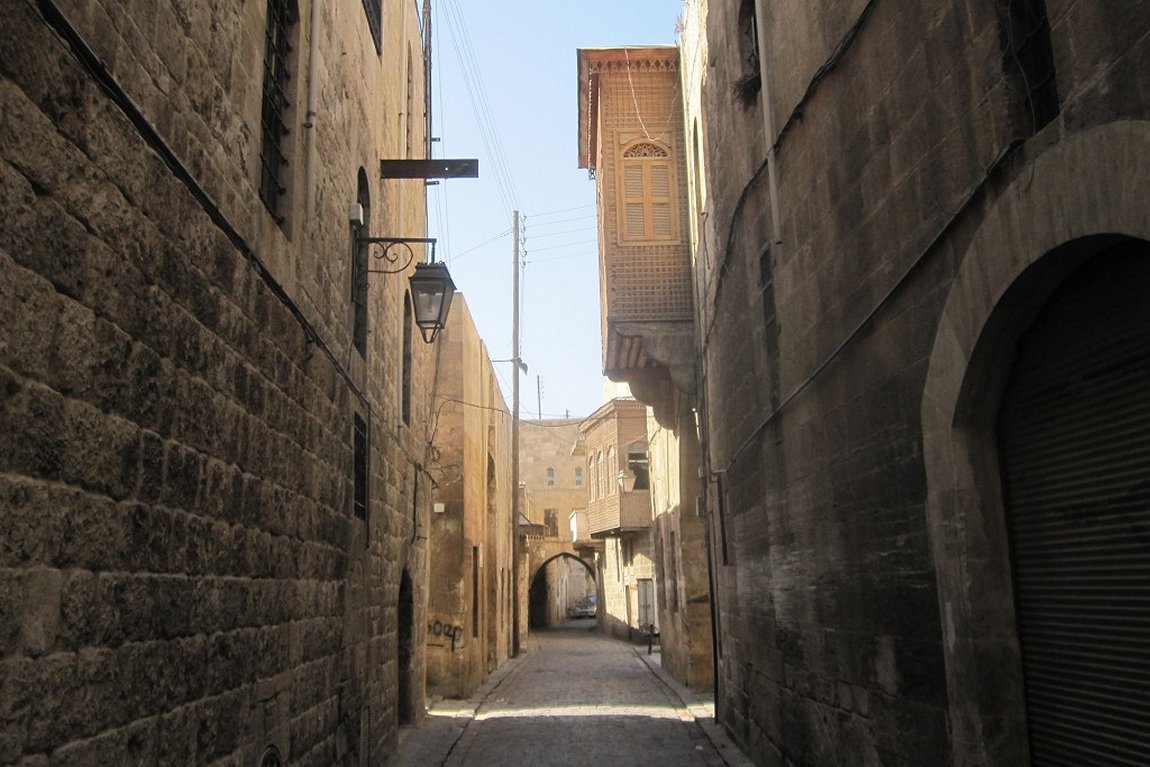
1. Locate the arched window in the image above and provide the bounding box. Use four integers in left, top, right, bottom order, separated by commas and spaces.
352, 169, 370, 356
402, 294, 413, 424
607, 446, 616, 495
546, 467, 555, 486
405, 50, 415, 157
361, 0, 382, 53
598, 452, 607, 499
735, 0, 762, 103
617, 141, 676, 242
590, 453, 599, 500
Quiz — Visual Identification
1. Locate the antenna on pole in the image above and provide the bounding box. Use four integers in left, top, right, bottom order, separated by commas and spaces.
537, 376, 542, 420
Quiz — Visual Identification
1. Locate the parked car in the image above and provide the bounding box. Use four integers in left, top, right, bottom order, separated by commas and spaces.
568, 596, 597, 619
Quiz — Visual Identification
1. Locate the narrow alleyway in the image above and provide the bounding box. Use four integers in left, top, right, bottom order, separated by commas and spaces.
389, 622, 751, 767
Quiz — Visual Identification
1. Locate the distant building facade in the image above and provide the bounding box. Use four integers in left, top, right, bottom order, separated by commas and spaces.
1, 0, 442, 763
427, 297, 514, 698
580, 397, 658, 641
577, 46, 714, 687
519, 419, 595, 628
681, 0, 1150, 764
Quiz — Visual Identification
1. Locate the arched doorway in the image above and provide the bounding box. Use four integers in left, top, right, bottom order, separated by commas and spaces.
920, 122, 1150, 767
997, 241, 1149, 764
397, 569, 414, 725
528, 553, 596, 629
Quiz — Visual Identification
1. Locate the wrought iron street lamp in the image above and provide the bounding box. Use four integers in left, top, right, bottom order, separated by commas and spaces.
351, 230, 457, 344
408, 261, 456, 343
345, 156, 476, 344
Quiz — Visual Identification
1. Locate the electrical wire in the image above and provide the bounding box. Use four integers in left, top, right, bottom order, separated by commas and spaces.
440, 0, 520, 215
527, 204, 595, 218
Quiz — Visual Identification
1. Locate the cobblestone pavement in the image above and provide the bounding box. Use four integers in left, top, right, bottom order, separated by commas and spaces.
388, 621, 753, 767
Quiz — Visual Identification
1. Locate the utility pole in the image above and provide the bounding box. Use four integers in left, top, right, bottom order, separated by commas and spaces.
537, 376, 542, 420
511, 209, 521, 656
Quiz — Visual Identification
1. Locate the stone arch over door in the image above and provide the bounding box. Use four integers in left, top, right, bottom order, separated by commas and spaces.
921, 121, 1150, 767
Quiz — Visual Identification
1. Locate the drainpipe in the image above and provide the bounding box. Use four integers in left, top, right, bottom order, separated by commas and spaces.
303, 0, 321, 217
754, 0, 782, 249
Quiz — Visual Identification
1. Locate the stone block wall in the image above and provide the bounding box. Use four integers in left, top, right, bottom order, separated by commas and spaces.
691, 0, 1150, 764
1, 0, 436, 763
427, 297, 514, 699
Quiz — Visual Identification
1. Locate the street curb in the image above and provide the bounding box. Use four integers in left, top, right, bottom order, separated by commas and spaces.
632, 648, 756, 767
388, 649, 534, 767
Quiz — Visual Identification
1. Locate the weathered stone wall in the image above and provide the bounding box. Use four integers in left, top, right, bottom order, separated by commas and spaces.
427, 297, 513, 699
1, 0, 436, 763
648, 393, 712, 692
692, 0, 1150, 764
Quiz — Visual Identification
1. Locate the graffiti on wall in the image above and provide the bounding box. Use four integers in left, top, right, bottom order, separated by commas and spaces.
427, 618, 466, 652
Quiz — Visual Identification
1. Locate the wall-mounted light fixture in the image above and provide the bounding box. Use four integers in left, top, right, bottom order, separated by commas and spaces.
352, 229, 456, 344
346, 157, 476, 344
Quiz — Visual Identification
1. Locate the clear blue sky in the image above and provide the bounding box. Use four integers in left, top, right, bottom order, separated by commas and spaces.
428, 1, 681, 419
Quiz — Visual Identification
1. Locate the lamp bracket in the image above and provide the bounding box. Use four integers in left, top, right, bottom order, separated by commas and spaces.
355, 235, 437, 275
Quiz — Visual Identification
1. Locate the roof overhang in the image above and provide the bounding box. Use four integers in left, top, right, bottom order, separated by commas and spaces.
577, 46, 680, 170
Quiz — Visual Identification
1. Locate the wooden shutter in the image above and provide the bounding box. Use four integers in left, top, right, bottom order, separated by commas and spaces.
623, 162, 646, 238
998, 241, 1150, 766
650, 163, 672, 238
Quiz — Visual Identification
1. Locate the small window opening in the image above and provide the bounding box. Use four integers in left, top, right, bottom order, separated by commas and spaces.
361, 0, 382, 53
734, 0, 762, 103
997, 0, 1059, 134
353, 414, 368, 520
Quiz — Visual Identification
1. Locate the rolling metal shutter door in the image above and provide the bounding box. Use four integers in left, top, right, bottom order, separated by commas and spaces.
998, 241, 1150, 766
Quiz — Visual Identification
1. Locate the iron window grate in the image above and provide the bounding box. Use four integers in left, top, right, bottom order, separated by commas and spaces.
259, 0, 296, 221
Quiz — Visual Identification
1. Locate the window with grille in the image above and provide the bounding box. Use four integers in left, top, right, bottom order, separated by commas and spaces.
618, 142, 676, 243
546, 467, 555, 486
575, 467, 583, 486
362, 0, 382, 53
544, 509, 559, 538
997, 0, 1059, 134
259, 0, 297, 222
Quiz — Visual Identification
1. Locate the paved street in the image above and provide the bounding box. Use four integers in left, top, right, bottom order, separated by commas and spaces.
389, 622, 752, 767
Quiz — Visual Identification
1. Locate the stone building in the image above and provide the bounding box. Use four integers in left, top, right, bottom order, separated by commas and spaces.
426, 297, 514, 699
681, 0, 1150, 764
1, 0, 449, 763
518, 418, 595, 628
576, 46, 714, 688
580, 396, 658, 641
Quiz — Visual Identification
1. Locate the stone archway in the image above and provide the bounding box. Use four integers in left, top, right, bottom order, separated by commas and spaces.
920, 121, 1150, 767
528, 553, 597, 629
